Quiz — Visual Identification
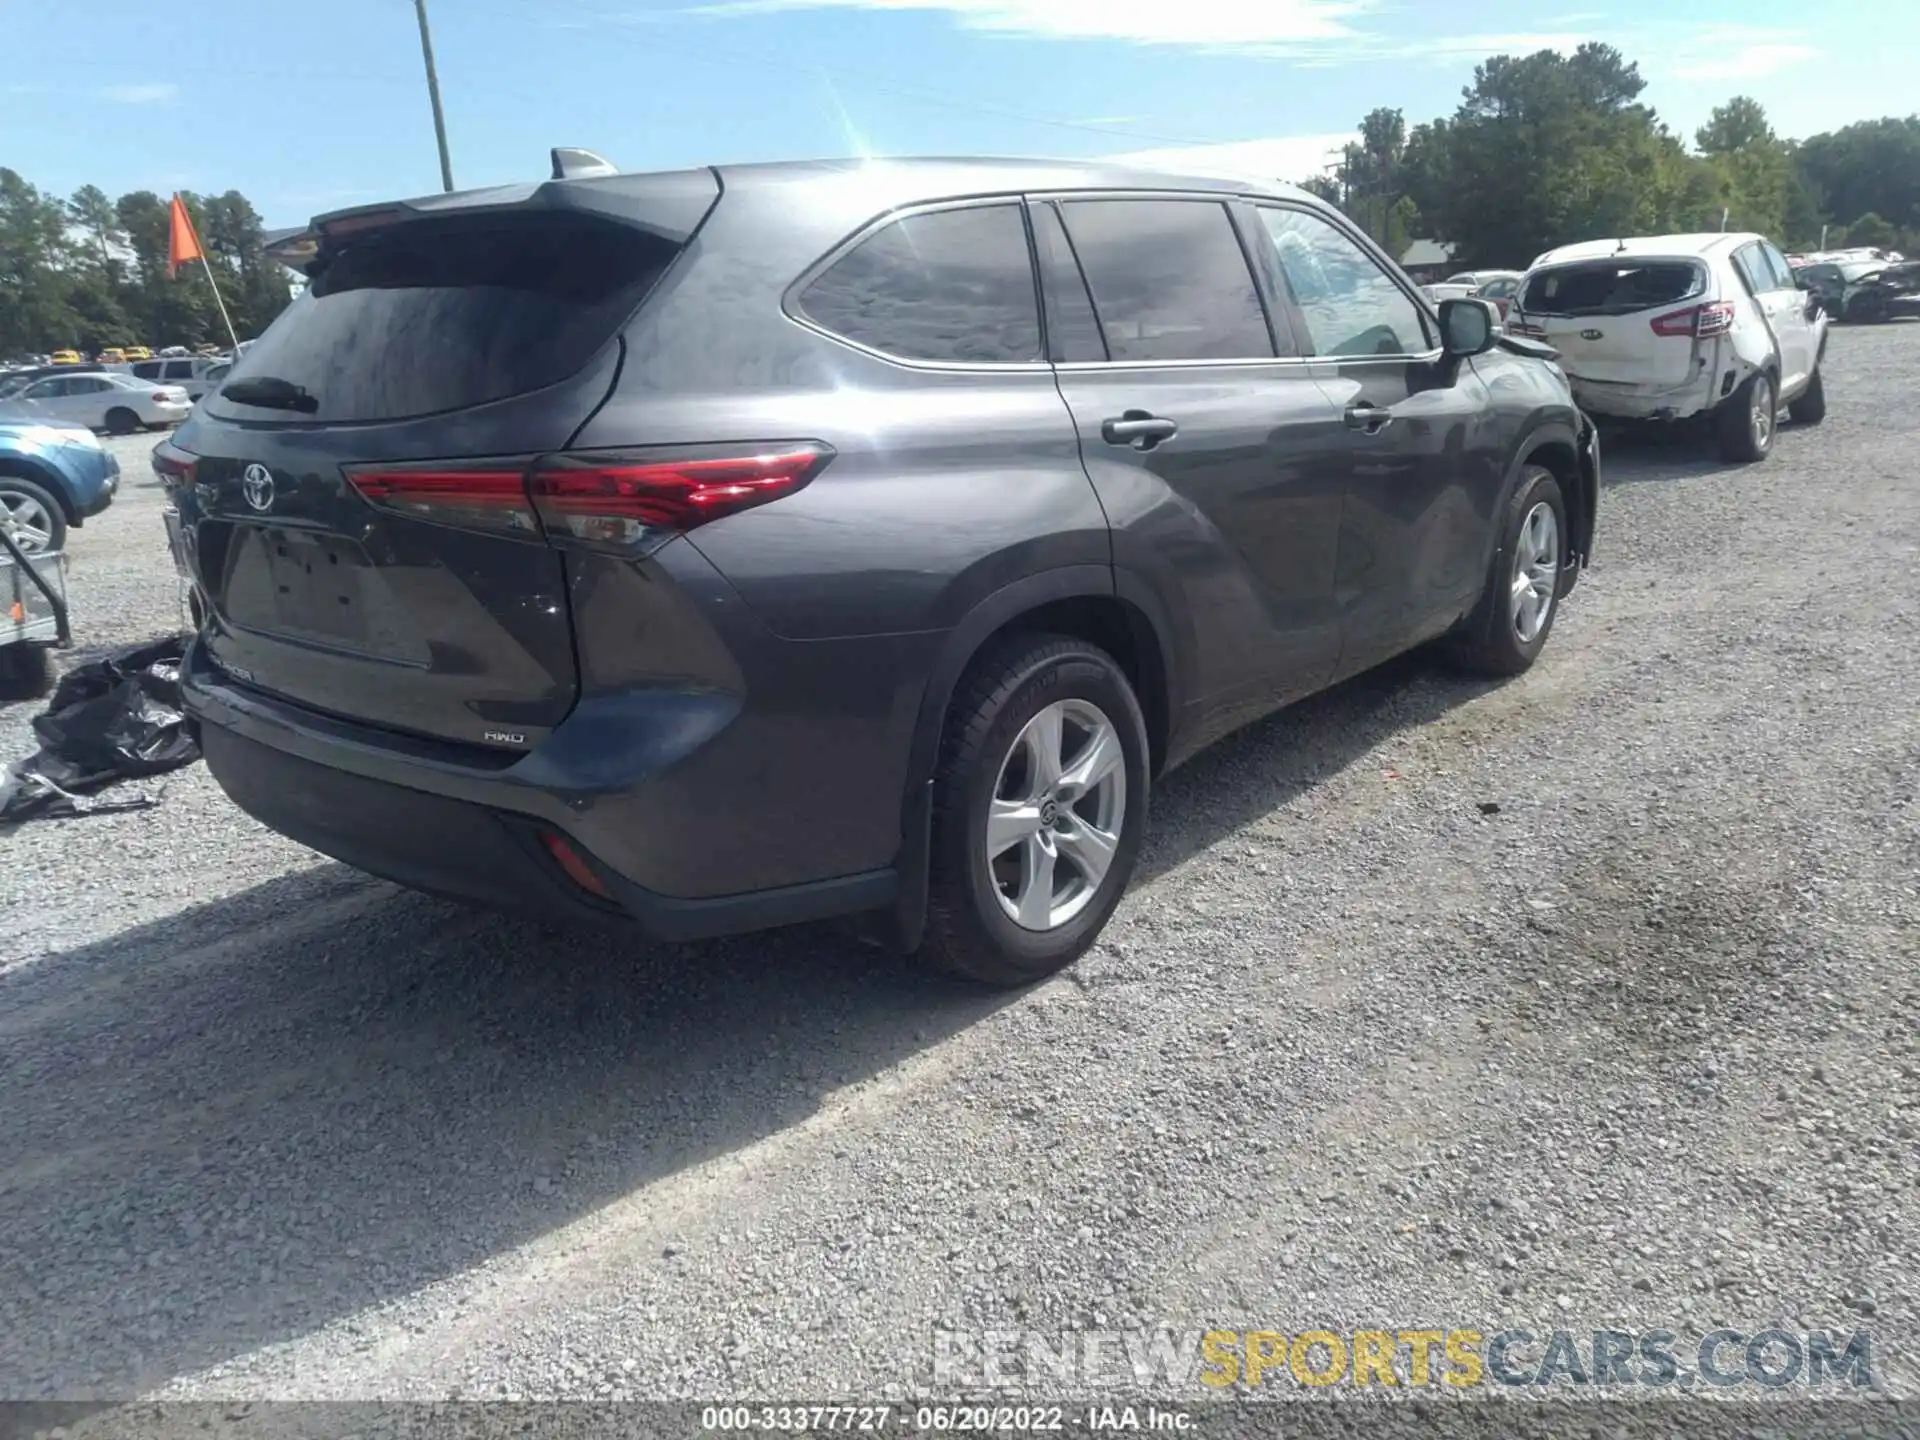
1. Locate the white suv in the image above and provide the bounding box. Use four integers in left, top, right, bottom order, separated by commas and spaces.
1512, 233, 1828, 462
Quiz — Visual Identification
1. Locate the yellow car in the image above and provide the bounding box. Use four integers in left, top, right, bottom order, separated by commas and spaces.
96, 348, 128, 364
49, 350, 83, 366
122, 346, 154, 362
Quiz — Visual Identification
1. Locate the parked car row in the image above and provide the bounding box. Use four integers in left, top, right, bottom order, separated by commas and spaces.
1508, 230, 1828, 463
1422, 269, 1524, 320
0, 370, 191, 434
1789, 250, 1920, 324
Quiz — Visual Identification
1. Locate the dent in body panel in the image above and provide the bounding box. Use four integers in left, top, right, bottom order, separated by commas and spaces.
1314, 356, 1504, 672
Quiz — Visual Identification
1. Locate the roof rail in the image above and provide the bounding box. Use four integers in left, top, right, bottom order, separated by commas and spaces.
551, 147, 618, 181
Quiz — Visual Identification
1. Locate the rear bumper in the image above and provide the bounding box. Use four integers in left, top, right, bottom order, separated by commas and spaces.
181, 635, 915, 942
75, 452, 120, 519
198, 722, 894, 941
1565, 370, 1719, 421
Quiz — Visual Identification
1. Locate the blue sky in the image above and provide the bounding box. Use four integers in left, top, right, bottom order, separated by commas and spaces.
2, 0, 1913, 229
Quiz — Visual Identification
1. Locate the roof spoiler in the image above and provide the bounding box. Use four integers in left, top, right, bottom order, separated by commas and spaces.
551, 147, 618, 181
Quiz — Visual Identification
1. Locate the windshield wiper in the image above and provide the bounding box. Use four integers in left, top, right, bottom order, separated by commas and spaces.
219, 376, 319, 413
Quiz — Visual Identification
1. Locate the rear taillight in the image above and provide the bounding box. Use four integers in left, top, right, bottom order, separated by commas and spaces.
344, 443, 832, 551
528, 446, 830, 552
152, 442, 197, 488
1650, 301, 1734, 338
346, 464, 542, 539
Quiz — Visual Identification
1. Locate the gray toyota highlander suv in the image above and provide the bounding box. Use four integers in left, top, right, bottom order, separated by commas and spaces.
162, 154, 1598, 986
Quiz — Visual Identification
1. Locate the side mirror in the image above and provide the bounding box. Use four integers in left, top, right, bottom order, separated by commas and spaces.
1439, 297, 1499, 358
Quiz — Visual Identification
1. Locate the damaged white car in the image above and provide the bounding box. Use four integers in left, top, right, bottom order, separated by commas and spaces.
1511, 233, 1829, 462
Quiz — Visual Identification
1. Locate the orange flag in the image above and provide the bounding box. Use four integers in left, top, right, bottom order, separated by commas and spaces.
167, 193, 204, 278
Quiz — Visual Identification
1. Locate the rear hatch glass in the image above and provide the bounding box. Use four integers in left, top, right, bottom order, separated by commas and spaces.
1518, 259, 1707, 385
182, 208, 691, 747
205, 212, 677, 426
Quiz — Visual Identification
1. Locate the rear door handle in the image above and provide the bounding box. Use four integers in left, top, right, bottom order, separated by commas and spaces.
1101, 410, 1179, 450
1345, 402, 1394, 434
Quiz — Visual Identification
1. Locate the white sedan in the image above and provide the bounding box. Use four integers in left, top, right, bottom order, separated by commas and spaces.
10, 371, 191, 434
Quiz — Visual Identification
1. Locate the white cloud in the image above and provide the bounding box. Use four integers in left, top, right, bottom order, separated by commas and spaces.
683, 0, 1370, 49
1109, 133, 1359, 185
99, 83, 179, 105
1413, 31, 1595, 61
1671, 42, 1818, 82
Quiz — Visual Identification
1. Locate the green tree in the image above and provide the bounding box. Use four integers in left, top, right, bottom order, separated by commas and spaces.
1693, 97, 1796, 239
1401, 44, 1692, 267
1795, 117, 1920, 233
0, 168, 79, 357
1842, 212, 1898, 249
67, 184, 124, 277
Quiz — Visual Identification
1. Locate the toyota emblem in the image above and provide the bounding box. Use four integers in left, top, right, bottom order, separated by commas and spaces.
242, 464, 275, 512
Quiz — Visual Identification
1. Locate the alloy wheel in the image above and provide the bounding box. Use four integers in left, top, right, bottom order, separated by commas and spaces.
1509, 501, 1559, 644
985, 698, 1127, 931
0, 491, 55, 553
1751, 376, 1775, 452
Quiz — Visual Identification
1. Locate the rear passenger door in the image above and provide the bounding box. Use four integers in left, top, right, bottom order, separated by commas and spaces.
1734, 242, 1813, 396
1037, 193, 1351, 728
1759, 241, 1817, 393
1251, 203, 1501, 669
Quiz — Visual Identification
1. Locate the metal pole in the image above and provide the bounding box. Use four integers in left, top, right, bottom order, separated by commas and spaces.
413, 0, 455, 192
198, 252, 242, 353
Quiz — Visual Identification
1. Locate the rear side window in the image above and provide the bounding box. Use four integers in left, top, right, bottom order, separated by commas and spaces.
163, 360, 194, 379
1058, 199, 1273, 362
1521, 262, 1704, 316
132, 361, 162, 380
220, 213, 679, 423
1732, 245, 1771, 295
1759, 243, 1797, 291
798, 204, 1041, 365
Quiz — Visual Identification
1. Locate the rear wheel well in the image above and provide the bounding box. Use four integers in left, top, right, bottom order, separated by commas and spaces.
974, 595, 1170, 776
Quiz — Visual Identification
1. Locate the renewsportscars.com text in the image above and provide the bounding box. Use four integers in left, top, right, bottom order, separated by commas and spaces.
932, 1326, 1877, 1391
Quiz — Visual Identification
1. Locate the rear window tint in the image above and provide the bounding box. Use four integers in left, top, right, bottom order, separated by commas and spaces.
215, 214, 679, 423
1520, 262, 1703, 316
797, 204, 1042, 365
1060, 199, 1274, 362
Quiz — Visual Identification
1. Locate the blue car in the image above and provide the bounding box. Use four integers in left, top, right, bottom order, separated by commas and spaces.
0, 407, 121, 553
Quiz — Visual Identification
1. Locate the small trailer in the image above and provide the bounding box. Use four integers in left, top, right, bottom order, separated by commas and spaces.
0, 524, 70, 699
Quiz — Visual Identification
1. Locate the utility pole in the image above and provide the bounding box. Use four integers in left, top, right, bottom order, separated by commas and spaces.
413, 0, 455, 192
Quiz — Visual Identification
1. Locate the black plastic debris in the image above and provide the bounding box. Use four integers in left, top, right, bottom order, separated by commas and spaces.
0, 634, 200, 823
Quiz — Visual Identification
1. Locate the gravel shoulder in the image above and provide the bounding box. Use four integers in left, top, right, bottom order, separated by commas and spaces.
1, 329, 1915, 1404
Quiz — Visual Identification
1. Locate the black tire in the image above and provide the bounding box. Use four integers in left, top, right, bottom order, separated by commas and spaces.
1788, 366, 1826, 425
0, 475, 68, 554
1441, 466, 1566, 678
0, 644, 53, 703
1846, 294, 1888, 325
921, 633, 1150, 987
105, 407, 140, 436
1716, 370, 1776, 463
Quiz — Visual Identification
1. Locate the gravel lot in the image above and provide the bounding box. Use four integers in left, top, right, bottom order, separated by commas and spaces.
2, 326, 1916, 1408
